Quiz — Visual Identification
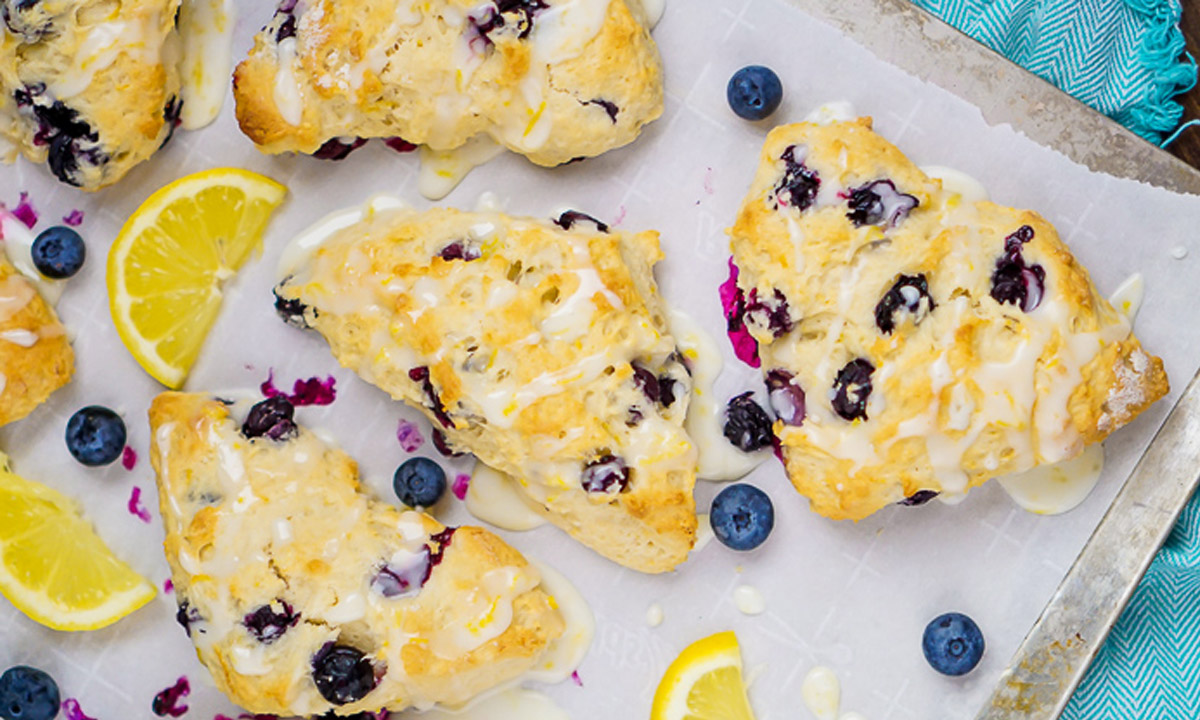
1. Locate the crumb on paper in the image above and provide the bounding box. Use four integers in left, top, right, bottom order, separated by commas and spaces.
122, 446, 138, 470
262, 369, 337, 406
12, 192, 37, 228
397, 419, 425, 452
128, 486, 152, 524
452, 473, 470, 500
63, 209, 84, 227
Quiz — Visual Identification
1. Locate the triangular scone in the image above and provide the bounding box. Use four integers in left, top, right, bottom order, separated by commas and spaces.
275, 206, 696, 573
149, 392, 564, 716
0, 0, 183, 189
0, 232, 73, 426
233, 0, 662, 166
727, 119, 1169, 521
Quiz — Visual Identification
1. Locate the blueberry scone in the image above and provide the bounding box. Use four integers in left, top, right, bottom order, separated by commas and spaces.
0, 217, 73, 426
274, 203, 696, 573
726, 119, 1169, 521
150, 392, 564, 716
0, 0, 183, 189
233, 0, 662, 166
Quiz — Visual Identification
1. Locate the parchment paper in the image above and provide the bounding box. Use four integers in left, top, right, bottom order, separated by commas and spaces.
1, 0, 1198, 718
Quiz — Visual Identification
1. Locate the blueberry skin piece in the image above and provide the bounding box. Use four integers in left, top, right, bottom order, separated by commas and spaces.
727, 65, 783, 121
710, 483, 775, 551
31, 226, 85, 279
0, 665, 61, 720
393, 457, 447, 508
65, 406, 126, 466
922, 612, 985, 676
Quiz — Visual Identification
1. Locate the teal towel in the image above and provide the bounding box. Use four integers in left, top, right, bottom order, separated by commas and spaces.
908, 0, 1200, 715
913, 0, 1197, 142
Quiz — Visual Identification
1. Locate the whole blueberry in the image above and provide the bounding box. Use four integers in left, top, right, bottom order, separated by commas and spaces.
393, 457, 446, 508
31, 225, 85, 279
922, 612, 985, 676
0, 666, 60, 720
727, 65, 783, 121
65, 406, 126, 466
710, 484, 774, 551
310, 643, 378, 705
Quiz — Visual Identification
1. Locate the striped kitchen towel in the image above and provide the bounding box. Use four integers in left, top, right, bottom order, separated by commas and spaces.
913, 0, 1197, 143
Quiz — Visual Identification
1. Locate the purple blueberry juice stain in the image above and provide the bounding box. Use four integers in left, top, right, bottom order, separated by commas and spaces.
772, 146, 820, 211
261, 370, 337, 406
122, 445, 138, 470
13, 192, 37, 228
151, 676, 190, 718
766, 369, 806, 426
719, 259, 761, 368
62, 209, 84, 226
61, 699, 97, 720
452, 473, 470, 500
397, 420, 424, 452
128, 486, 152, 523
990, 225, 1045, 312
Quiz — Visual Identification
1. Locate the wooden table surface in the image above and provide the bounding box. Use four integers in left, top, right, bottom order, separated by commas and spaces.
1169, 2, 1200, 170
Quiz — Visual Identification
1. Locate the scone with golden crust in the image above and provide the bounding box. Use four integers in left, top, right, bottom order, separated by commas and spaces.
727, 119, 1169, 521
0, 216, 73, 427
233, 0, 662, 166
0, 0, 182, 189
274, 203, 696, 573
150, 392, 564, 717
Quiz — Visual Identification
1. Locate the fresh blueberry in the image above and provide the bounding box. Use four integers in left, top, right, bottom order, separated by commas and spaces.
831, 359, 875, 422
242, 600, 300, 643
922, 612, 985, 676
310, 643, 378, 705
65, 406, 126, 466
765, 369, 806, 426
726, 65, 783, 121
0, 666, 60, 720
580, 454, 629, 494
241, 397, 297, 441
393, 457, 447, 508
723, 392, 774, 452
875, 274, 935, 335
772, 145, 820, 211
710, 483, 774, 551
31, 225, 85, 279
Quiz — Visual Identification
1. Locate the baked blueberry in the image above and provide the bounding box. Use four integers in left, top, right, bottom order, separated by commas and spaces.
430, 429, 465, 457
436, 240, 481, 261
65, 406, 126, 466
723, 392, 774, 452
743, 288, 793, 337
553, 210, 609, 233
990, 226, 1045, 312
582, 98, 619, 123
631, 362, 661, 403
274, 288, 313, 328
371, 547, 432, 598
710, 484, 774, 551
471, 0, 548, 42
312, 137, 367, 160
580, 454, 629, 494
0, 666, 60, 720
765, 369, 806, 426
726, 65, 783, 121
875, 274, 935, 334
831, 359, 875, 421
845, 179, 918, 227
922, 612, 985, 676
175, 600, 203, 636
773, 145, 820, 211
408, 367, 453, 428
311, 644, 378, 705
31, 225, 86, 279
242, 600, 300, 643
393, 457, 447, 508
899, 490, 939, 506
242, 397, 297, 441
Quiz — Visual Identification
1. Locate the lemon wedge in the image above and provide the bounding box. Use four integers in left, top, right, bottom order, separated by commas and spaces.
651, 630, 757, 720
108, 168, 287, 388
0, 453, 156, 630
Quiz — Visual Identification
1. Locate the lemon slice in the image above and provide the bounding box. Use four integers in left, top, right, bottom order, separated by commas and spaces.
0, 453, 156, 630
108, 168, 287, 388
651, 631, 757, 720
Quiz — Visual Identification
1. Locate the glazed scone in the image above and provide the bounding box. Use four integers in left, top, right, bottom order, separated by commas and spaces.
727, 119, 1169, 521
274, 203, 697, 573
0, 218, 73, 427
0, 0, 183, 189
233, 0, 662, 166
150, 392, 564, 717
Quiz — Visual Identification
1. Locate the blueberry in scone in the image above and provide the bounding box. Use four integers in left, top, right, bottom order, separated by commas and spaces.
727, 118, 1169, 521
275, 204, 697, 573
149, 392, 565, 717
232, 0, 663, 167
0, 0, 183, 189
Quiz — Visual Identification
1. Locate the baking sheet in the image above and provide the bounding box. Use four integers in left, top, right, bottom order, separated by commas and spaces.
2, 0, 1199, 718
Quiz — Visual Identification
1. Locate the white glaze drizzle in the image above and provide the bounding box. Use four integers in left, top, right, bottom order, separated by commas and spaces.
49, 12, 167, 99
465, 461, 548, 531
418, 135, 506, 201
801, 666, 841, 720
1108, 273, 1145, 323
732, 584, 765, 615
178, 0, 236, 130
997, 442, 1105, 515
273, 38, 304, 126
